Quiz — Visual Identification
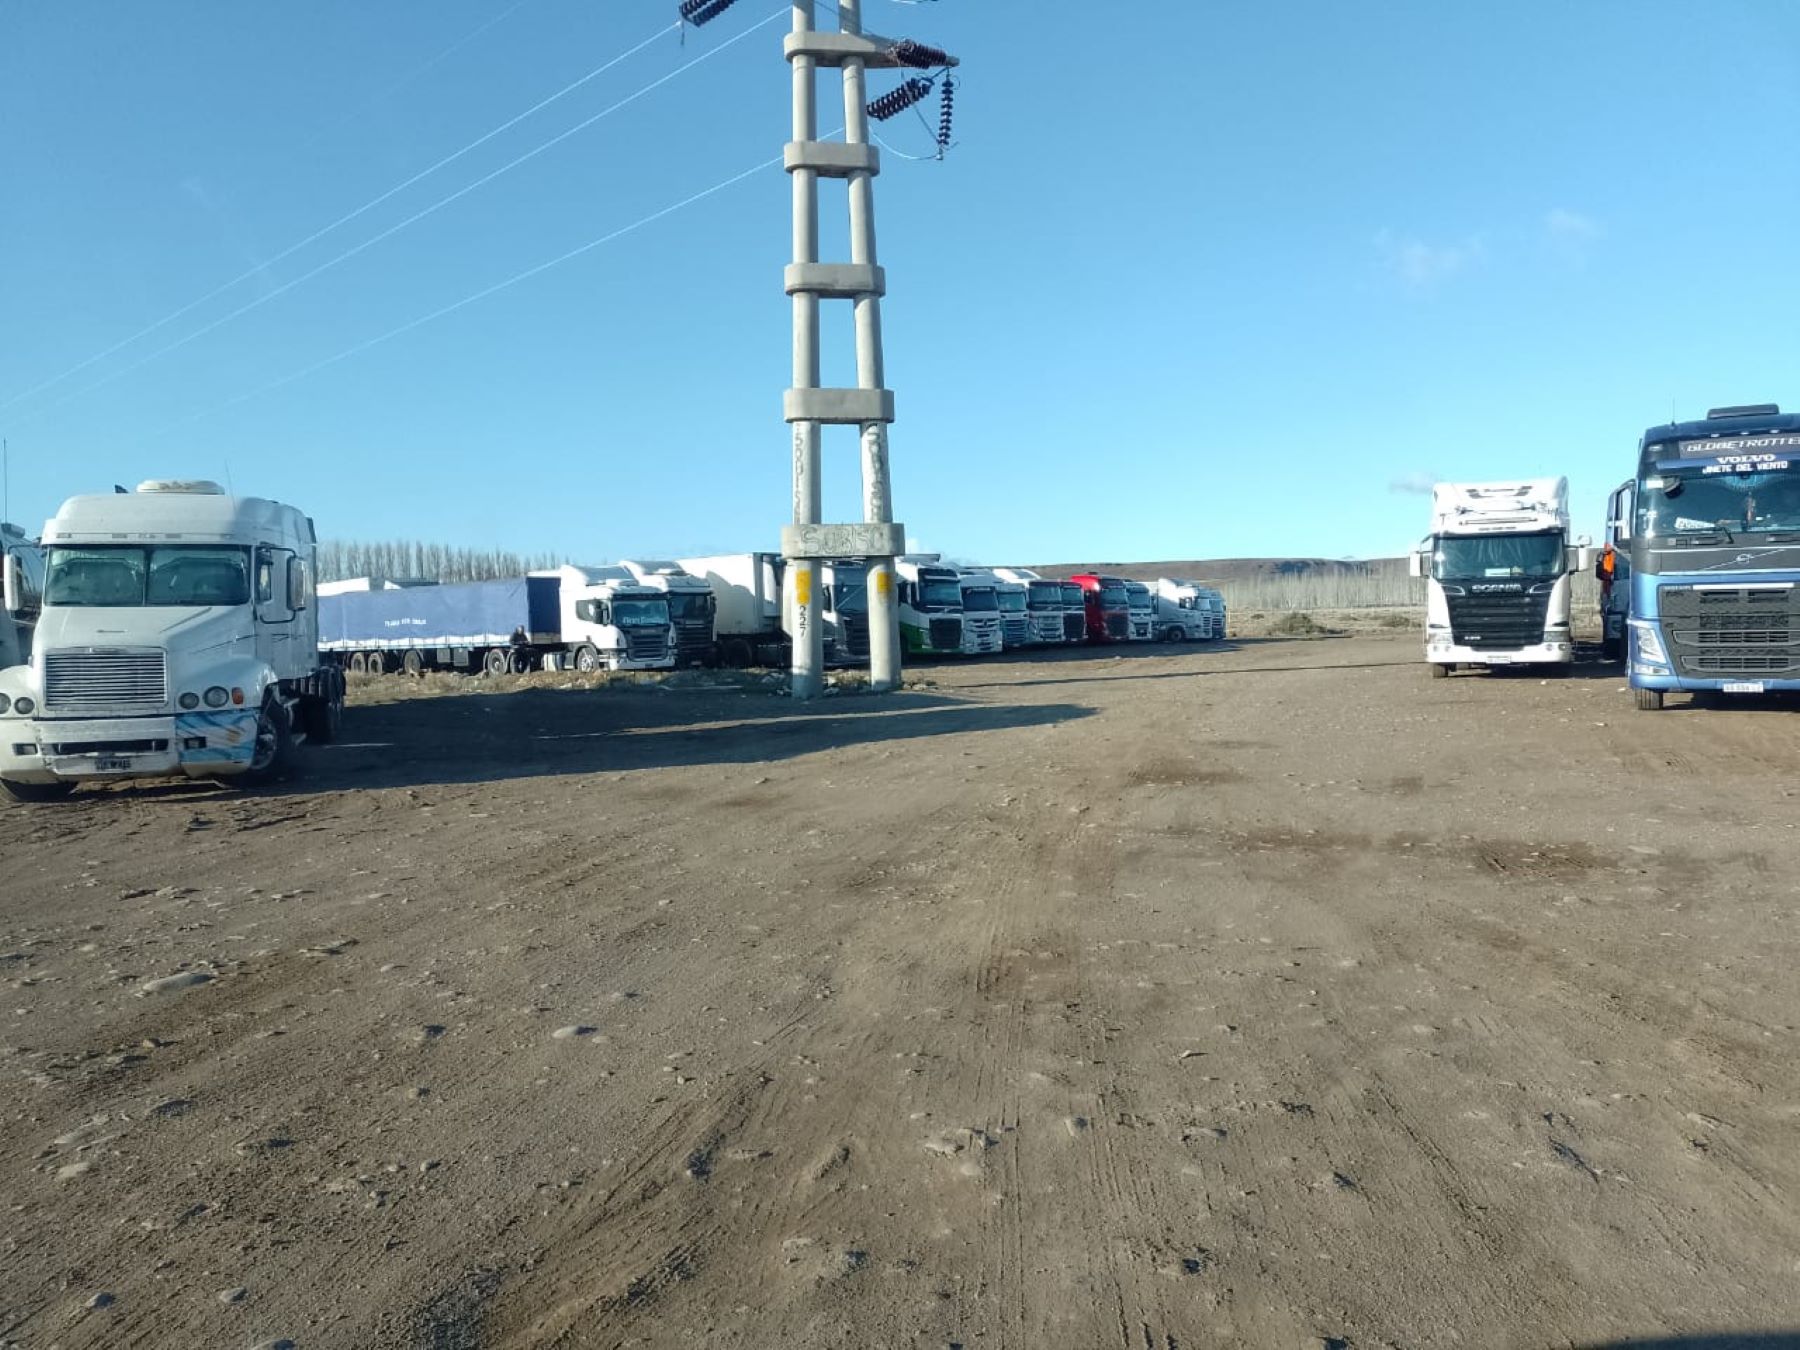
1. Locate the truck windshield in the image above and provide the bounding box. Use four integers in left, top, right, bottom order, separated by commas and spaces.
1101, 583, 1128, 608
667, 593, 714, 622
919, 577, 963, 609
45, 545, 252, 607
1128, 590, 1152, 611
611, 599, 669, 627
1638, 465, 1800, 537
1027, 583, 1061, 610
961, 587, 999, 613
1061, 584, 1083, 607
829, 574, 869, 614
997, 589, 1027, 613
1432, 532, 1564, 580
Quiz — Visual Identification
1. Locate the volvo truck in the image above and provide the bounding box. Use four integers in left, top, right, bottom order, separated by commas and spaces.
0, 481, 344, 801
1620, 403, 1800, 710
953, 571, 1006, 655
617, 560, 717, 667
1069, 573, 1131, 643
1410, 478, 1591, 677
896, 556, 966, 656
1125, 580, 1155, 641
994, 568, 1069, 645
1058, 580, 1087, 643
1, 524, 44, 671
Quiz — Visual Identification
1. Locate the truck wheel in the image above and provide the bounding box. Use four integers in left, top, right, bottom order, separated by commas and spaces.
506, 650, 529, 675
235, 700, 295, 787
401, 649, 424, 678
1429, 662, 1450, 679
0, 777, 78, 803
1600, 636, 1621, 662
722, 639, 754, 669
1633, 687, 1665, 712
572, 643, 601, 673
481, 648, 509, 678
301, 688, 343, 744
348, 653, 368, 675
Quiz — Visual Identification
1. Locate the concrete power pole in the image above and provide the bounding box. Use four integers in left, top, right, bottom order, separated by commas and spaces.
777, 0, 955, 699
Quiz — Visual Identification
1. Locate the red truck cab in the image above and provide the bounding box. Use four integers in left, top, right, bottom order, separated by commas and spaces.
1068, 573, 1131, 643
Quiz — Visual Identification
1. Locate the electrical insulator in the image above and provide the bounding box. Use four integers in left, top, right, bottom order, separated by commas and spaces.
867, 78, 933, 122
937, 76, 955, 152
889, 39, 951, 69
678, 0, 741, 25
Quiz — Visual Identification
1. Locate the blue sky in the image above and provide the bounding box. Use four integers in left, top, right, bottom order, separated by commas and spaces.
4, 1, 1798, 564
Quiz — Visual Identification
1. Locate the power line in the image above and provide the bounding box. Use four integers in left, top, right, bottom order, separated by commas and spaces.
157, 137, 842, 435
3, 7, 785, 435
0, 11, 684, 417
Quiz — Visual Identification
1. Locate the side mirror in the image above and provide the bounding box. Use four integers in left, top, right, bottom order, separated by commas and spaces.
1610, 516, 1632, 544
2, 554, 21, 615
1408, 549, 1426, 579
1571, 545, 1597, 572
287, 558, 310, 611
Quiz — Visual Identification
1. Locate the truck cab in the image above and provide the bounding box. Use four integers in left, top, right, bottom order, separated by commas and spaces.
1598, 480, 1632, 663
0, 481, 343, 800
994, 568, 1066, 645
953, 571, 1006, 655
822, 559, 871, 666
896, 556, 966, 656
0, 523, 44, 671
1058, 581, 1087, 643
961, 569, 1028, 649
1409, 478, 1591, 677
552, 566, 676, 671
1124, 581, 1155, 641
1069, 573, 1131, 643
1150, 577, 1211, 642
616, 560, 716, 668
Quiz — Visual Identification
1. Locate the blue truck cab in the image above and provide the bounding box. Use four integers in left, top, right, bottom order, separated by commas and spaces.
1623, 403, 1800, 709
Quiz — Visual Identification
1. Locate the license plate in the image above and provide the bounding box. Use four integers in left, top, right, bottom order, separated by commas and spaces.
1723, 681, 1766, 694
1485, 655, 1513, 665
94, 756, 132, 772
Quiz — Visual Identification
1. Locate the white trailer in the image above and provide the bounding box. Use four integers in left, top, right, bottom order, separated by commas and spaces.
0, 481, 344, 800
1409, 477, 1592, 676
0, 523, 44, 671
677, 552, 791, 668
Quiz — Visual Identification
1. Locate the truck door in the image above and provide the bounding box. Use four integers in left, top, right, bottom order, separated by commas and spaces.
255, 545, 298, 673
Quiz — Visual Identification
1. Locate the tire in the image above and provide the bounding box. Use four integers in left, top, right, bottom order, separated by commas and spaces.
1633, 687, 1665, 712
572, 644, 601, 673
1600, 636, 1621, 663
481, 648, 510, 678
506, 650, 528, 675
0, 777, 77, 803
348, 653, 368, 675
401, 649, 424, 678
722, 638, 754, 669
300, 682, 343, 745
1428, 662, 1450, 679
234, 699, 295, 787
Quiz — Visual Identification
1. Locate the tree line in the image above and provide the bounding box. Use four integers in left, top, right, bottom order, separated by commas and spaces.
316, 539, 565, 584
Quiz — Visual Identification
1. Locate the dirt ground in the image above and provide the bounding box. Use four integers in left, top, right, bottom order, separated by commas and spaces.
3, 633, 1798, 1350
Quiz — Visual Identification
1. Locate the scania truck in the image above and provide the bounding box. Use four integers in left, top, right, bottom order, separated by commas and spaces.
896, 556, 967, 657
1410, 478, 1591, 677
1, 523, 44, 670
0, 481, 344, 801
616, 560, 717, 667
994, 568, 1069, 645
1619, 403, 1800, 710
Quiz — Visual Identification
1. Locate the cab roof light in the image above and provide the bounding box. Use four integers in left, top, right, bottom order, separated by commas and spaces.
1706, 404, 1780, 420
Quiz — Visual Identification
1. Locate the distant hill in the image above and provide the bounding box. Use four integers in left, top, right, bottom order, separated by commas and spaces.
1029, 557, 1409, 586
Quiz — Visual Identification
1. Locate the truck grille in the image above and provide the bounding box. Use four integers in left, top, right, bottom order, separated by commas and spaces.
1063, 614, 1085, 641
840, 616, 870, 659
674, 619, 712, 659
1002, 617, 1030, 645
1658, 586, 1800, 678
625, 629, 670, 662
929, 618, 961, 651
43, 649, 167, 713
1106, 615, 1128, 639
1444, 589, 1551, 650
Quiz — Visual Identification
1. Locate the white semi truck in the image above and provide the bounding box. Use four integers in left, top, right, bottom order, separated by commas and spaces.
953, 571, 1005, 655
1124, 580, 1155, 641
616, 559, 717, 668
1, 523, 44, 670
993, 567, 1070, 645
0, 481, 344, 801
1150, 577, 1213, 641
1410, 477, 1592, 677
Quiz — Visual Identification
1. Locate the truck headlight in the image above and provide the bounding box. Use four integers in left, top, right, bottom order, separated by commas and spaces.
12, 696, 33, 715
1630, 620, 1668, 665
179, 692, 201, 710
203, 686, 229, 708
0, 694, 10, 714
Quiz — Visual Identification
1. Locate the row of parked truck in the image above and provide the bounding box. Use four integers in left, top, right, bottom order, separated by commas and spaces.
0, 480, 1229, 800
1411, 401, 1800, 710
